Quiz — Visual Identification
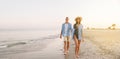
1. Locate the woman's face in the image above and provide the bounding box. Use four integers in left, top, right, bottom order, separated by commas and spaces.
76, 19, 81, 23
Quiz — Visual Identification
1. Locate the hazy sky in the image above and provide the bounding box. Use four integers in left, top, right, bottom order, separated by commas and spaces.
0, 0, 120, 30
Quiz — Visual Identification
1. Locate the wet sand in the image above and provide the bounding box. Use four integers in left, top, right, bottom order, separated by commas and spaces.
0, 30, 120, 59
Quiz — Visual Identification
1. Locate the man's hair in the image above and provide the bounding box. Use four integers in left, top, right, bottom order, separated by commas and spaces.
65, 17, 69, 20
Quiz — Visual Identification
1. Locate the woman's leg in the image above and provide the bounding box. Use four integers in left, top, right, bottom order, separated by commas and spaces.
77, 40, 81, 56
74, 35, 78, 57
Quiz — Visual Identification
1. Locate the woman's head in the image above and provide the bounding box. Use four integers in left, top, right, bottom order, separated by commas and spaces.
75, 16, 82, 24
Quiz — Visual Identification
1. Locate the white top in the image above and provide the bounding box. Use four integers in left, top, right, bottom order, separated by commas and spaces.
64, 23, 69, 35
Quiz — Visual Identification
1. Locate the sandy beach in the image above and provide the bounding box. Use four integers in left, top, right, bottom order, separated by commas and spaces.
0, 30, 120, 59
0, 0, 120, 59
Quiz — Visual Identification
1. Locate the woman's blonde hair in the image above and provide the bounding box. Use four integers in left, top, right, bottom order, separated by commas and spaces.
75, 16, 82, 24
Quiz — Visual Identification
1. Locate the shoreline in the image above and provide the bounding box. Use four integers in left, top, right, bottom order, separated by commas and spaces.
0, 38, 120, 59
0, 30, 120, 59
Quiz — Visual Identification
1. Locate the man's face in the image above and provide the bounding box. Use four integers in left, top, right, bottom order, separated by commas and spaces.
65, 17, 69, 23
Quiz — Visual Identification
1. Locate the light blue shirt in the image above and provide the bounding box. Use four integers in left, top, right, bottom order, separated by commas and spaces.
64, 24, 69, 36
61, 23, 72, 37
72, 24, 83, 40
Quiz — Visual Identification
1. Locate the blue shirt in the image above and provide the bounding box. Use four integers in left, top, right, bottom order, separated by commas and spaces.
61, 23, 72, 37
72, 24, 83, 40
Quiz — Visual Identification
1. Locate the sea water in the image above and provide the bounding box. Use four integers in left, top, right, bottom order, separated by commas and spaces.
0, 30, 59, 48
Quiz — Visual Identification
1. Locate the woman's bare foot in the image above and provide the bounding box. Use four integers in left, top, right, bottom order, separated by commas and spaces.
75, 54, 77, 58
74, 55, 79, 59
77, 55, 80, 58
75, 54, 80, 58
64, 51, 67, 55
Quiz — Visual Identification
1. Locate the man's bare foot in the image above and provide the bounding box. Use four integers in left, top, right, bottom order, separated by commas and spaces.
67, 51, 69, 53
64, 52, 67, 55
64, 51, 67, 55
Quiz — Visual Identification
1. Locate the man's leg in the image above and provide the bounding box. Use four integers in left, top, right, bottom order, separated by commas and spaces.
64, 37, 67, 54
67, 36, 70, 52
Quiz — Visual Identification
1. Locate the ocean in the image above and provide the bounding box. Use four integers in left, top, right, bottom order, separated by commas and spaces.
0, 30, 59, 49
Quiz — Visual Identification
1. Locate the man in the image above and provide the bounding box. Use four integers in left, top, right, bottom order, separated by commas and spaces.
60, 17, 72, 55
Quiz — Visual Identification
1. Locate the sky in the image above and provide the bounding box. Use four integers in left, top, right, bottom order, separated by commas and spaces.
0, 0, 120, 30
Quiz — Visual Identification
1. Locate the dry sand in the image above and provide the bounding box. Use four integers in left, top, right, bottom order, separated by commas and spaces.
0, 30, 120, 59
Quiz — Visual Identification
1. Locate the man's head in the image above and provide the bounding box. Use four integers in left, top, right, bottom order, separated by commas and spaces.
65, 17, 69, 23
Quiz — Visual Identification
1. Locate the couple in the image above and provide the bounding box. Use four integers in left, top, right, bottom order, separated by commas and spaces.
60, 16, 84, 58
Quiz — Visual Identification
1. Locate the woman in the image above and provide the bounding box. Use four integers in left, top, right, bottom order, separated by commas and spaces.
73, 16, 84, 58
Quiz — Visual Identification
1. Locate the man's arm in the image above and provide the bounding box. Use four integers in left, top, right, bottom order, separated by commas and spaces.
60, 24, 63, 39
60, 31, 62, 39
70, 24, 73, 32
